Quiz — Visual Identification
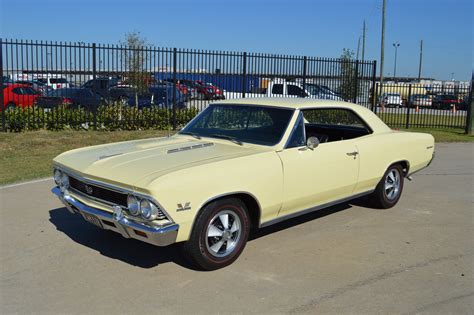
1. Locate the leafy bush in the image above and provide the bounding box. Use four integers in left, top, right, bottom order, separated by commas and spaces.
3, 104, 199, 132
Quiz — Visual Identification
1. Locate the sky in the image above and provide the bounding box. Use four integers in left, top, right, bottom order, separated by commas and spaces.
1, 0, 472, 81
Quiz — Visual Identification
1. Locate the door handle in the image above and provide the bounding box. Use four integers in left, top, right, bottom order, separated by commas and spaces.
346, 151, 359, 158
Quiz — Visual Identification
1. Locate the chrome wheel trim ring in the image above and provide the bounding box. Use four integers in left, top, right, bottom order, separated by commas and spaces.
205, 209, 242, 258
385, 168, 401, 200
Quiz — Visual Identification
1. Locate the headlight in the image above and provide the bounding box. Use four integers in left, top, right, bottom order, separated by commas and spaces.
53, 169, 62, 185
140, 199, 159, 220
59, 173, 69, 192
127, 195, 140, 216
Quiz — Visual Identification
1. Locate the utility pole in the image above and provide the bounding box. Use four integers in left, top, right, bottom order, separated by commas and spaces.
393, 42, 400, 80
362, 19, 366, 62
418, 40, 423, 80
379, 0, 387, 99
356, 36, 361, 60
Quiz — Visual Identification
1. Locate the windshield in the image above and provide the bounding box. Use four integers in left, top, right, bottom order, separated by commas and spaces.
180, 104, 294, 146
306, 84, 324, 95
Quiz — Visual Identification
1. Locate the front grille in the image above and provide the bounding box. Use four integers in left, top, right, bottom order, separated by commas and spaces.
69, 176, 128, 207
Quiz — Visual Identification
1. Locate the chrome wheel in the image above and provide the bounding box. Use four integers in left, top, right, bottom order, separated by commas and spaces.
385, 168, 401, 200
205, 210, 241, 258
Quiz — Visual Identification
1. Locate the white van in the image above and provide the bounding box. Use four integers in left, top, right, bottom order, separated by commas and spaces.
36, 77, 70, 90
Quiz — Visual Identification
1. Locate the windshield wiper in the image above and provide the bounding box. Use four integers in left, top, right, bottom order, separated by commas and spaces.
179, 131, 201, 139
209, 134, 243, 145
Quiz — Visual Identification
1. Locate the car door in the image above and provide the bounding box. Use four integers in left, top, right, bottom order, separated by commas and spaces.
276, 111, 359, 217
11, 87, 23, 106
22, 87, 40, 106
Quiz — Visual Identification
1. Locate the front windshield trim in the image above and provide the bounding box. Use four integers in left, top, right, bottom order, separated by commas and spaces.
179, 103, 296, 147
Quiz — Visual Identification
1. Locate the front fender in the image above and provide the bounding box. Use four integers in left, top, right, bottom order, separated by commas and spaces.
137, 151, 284, 242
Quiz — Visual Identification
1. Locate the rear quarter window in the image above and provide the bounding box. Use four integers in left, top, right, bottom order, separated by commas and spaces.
303, 108, 368, 128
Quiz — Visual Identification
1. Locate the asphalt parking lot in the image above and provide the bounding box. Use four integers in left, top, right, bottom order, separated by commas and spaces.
1, 143, 473, 314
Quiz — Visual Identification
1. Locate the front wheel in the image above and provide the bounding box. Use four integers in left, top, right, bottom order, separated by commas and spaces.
369, 164, 404, 209
5, 102, 16, 111
182, 198, 250, 270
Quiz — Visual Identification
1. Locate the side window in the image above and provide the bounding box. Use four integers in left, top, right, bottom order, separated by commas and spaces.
286, 113, 306, 148
303, 109, 367, 128
287, 85, 304, 97
22, 87, 39, 95
302, 108, 371, 143
12, 88, 23, 95
272, 84, 283, 95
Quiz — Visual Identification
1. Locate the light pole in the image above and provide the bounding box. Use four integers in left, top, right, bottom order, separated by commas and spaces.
393, 42, 400, 80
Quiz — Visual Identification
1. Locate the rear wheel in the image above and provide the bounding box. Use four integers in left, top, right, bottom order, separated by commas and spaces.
370, 164, 404, 209
182, 198, 250, 270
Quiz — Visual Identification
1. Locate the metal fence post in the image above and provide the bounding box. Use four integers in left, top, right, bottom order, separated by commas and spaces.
92, 43, 97, 130
242, 52, 247, 98
370, 60, 377, 112
302, 56, 307, 95
352, 60, 359, 103
405, 84, 412, 129
0, 39, 5, 132
465, 77, 473, 135
172, 48, 177, 130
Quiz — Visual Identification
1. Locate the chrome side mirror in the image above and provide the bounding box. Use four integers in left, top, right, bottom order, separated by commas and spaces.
306, 136, 320, 150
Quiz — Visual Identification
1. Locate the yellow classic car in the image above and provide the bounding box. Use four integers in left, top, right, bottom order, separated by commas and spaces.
52, 98, 435, 270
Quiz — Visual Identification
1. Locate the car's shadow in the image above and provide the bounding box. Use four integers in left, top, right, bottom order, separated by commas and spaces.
48, 196, 371, 270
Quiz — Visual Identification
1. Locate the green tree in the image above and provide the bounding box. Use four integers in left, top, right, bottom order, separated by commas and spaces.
121, 32, 150, 99
338, 48, 358, 101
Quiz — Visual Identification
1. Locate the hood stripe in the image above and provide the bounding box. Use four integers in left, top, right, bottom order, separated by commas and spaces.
167, 142, 214, 154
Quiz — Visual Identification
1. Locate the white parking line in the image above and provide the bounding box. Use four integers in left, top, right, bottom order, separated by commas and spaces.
0, 178, 51, 190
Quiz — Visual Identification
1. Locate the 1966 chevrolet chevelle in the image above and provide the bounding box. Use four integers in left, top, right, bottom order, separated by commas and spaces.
52, 98, 434, 270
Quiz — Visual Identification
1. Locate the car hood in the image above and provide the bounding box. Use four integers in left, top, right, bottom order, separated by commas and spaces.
54, 135, 262, 189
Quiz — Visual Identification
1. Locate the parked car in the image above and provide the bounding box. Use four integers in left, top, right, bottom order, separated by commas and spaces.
379, 93, 403, 108
52, 97, 434, 270
196, 81, 225, 100
224, 80, 342, 101
35, 88, 101, 110
407, 94, 432, 108
432, 94, 462, 110
35, 77, 70, 90
126, 85, 186, 109
2, 84, 41, 110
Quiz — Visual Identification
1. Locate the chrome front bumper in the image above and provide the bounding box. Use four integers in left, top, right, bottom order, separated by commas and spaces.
52, 187, 179, 247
